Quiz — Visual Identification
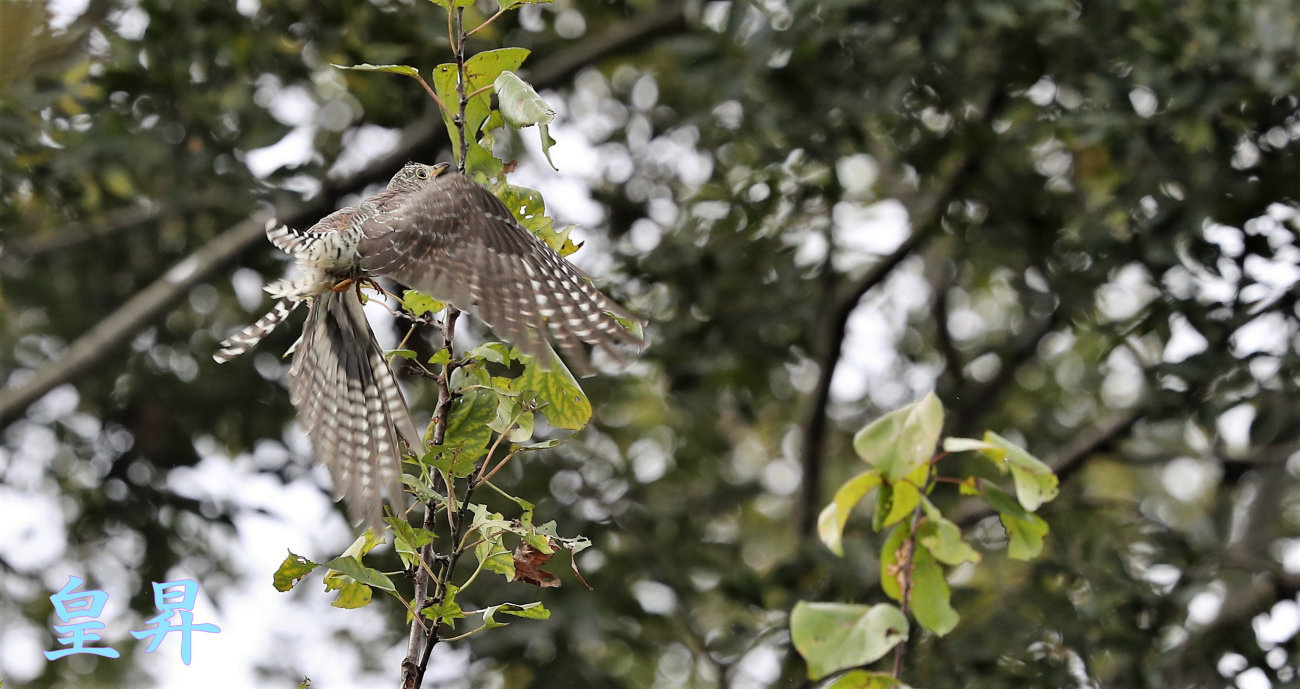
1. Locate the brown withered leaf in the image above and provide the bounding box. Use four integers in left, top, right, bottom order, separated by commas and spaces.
511, 541, 561, 588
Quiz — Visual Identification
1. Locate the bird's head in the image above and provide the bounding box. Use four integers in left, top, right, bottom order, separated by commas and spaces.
388, 162, 451, 192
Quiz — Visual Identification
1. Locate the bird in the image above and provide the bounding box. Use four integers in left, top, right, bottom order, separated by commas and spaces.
214, 162, 641, 527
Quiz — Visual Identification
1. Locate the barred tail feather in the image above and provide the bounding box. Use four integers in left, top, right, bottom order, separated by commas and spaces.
287, 291, 417, 528
213, 299, 300, 363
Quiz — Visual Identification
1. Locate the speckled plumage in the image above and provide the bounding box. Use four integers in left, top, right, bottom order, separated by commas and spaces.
215, 162, 640, 527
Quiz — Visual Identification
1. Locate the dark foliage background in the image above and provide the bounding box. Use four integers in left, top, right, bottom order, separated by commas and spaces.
3, 0, 1299, 687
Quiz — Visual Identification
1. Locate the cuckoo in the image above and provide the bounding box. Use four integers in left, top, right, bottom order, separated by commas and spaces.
214, 162, 640, 526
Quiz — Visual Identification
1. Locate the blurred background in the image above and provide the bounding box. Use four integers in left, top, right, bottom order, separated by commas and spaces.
3, 0, 1300, 687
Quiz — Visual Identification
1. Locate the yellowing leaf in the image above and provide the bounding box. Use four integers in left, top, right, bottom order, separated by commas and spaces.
272, 552, 319, 592
817, 470, 883, 556
514, 354, 591, 430
822, 671, 910, 689
330, 580, 372, 609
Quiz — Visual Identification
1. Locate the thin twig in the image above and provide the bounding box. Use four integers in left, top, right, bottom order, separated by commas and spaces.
891, 460, 936, 680
413, 73, 449, 116
466, 6, 508, 38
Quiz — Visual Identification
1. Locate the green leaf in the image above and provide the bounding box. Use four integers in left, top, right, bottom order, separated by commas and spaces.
340, 529, 385, 559
424, 597, 465, 622
388, 517, 435, 570
330, 580, 372, 609
981, 485, 1051, 560
496, 0, 553, 9
492, 71, 559, 169
491, 184, 561, 246
423, 583, 464, 624
821, 670, 910, 689
484, 601, 551, 626
909, 543, 959, 636
817, 470, 883, 556
879, 524, 908, 601
943, 433, 1059, 511
471, 507, 516, 578
470, 342, 514, 365
514, 354, 591, 430
941, 436, 999, 456
852, 392, 943, 481
790, 602, 909, 680
987, 431, 1059, 511
494, 71, 555, 128
332, 63, 420, 78
272, 552, 319, 592
426, 0, 475, 8
324, 556, 397, 593
435, 384, 498, 465
403, 289, 444, 317
432, 48, 530, 170
875, 462, 928, 530
424, 444, 479, 479
537, 122, 558, 170
492, 391, 537, 442
916, 517, 981, 566
387, 349, 418, 361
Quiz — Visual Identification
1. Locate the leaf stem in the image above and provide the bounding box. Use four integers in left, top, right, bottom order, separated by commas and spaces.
465, 6, 508, 38
891, 457, 938, 681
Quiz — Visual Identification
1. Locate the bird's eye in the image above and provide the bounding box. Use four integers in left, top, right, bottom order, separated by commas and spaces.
415, 167, 429, 179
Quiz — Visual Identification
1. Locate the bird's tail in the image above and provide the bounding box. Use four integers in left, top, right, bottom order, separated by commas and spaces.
213, 299, 301, 363
287, 290, 419, 528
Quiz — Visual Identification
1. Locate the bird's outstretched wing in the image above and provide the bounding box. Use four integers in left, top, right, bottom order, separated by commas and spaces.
356, 173, 641, 373
288, 290, 418, 527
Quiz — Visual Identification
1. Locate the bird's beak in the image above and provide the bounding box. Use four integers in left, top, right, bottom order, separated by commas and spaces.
432, 162, 451, 177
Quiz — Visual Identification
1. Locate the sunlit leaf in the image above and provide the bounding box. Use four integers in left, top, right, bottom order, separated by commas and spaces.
942, 433, 1059, 511
330, 580, 372, 609
514, 354, 591, 430
817, 470, 883, 556
790, 602, 909, 680
821, 670, 910, 689
494, 71, 554, 128
272, 552, 319, 592
852, 392, 943, 481
402, 289, 444, 317
332, 62, 420, 78
986, 431, 1059, 511
496, 0, 553, 9
432, 48, 529, 170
